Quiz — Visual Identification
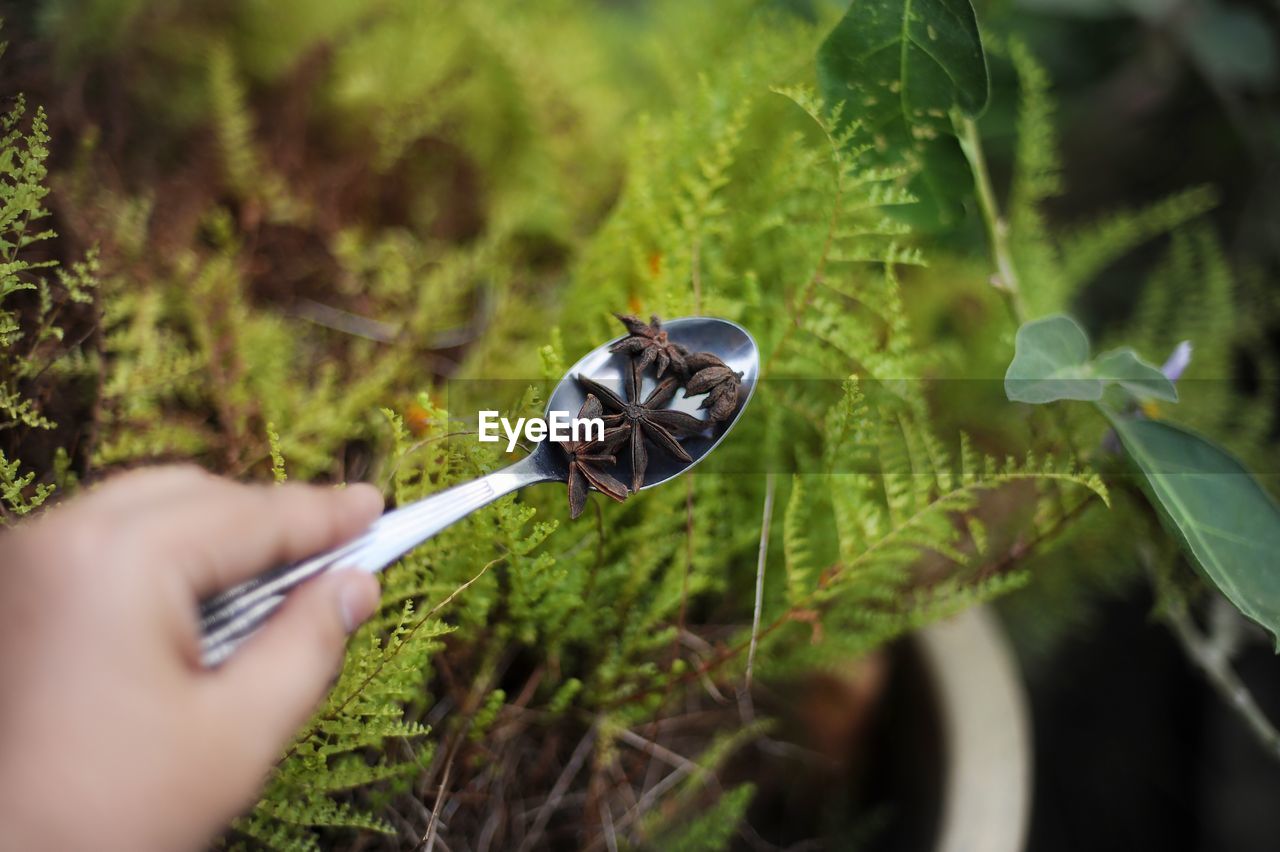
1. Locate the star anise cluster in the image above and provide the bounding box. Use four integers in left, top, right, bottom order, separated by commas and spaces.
559, 314, 744, 518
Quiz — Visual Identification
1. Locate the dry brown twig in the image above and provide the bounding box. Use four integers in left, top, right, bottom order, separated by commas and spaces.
516, 724, 597, 852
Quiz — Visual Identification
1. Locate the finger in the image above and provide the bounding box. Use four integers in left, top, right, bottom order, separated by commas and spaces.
139, 480, 384, 598
204, 569, 381, 760
18, 466, 225, 585
50, 465, 217, 526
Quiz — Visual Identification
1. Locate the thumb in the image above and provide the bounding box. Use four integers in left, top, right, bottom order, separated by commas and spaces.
207, 569, 381, 761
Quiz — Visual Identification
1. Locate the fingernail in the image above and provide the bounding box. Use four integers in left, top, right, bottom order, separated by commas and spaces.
337, 570, 380, 633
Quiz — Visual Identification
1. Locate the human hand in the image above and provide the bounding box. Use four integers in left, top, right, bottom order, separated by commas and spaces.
0, 466, 384, 851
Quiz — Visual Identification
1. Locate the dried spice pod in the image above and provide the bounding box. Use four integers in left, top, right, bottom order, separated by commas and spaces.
682, 351, 744, 421
560, 394, 630, 519
577, 360, 706, 492
608, 313, 689, 378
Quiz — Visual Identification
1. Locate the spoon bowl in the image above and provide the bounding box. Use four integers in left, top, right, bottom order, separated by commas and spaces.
529, 316, 759, 490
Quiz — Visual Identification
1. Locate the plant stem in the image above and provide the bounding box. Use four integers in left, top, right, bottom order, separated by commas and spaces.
1165, 601, 1280, 760
690, 234, 704, 314
956, 111, 1095, 457
420, 746, 455, 852
1151, 563, 1280, 762
743, 473, 775, 703
518, 723, 597, 852
954, 112, 1027, 324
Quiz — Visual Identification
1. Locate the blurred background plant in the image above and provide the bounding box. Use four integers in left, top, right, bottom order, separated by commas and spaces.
2, 0, 1279, 849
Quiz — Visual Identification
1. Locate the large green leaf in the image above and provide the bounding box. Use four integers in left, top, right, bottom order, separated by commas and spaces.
1004, 314, 1176, 404
1109, 415, 1280, 643
817, 0, 989, 128
817, 0, 989, 231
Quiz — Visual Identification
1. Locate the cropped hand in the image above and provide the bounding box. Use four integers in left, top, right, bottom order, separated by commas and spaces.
0, 466, 383, 851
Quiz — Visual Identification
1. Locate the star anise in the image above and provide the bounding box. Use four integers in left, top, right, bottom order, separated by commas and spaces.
683, 351, 743, 421
608, 314, 689, 378
577, 361, 706, 492
561, 394, 630, 519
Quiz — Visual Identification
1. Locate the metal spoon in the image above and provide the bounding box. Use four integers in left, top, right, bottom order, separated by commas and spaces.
198, 317, 759, 666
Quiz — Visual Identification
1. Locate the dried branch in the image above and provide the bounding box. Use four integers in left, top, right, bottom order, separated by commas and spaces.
740, 473, 776, 721
420, 746, 456, 852
517, 724, 597, 852
1152, 564, 1280, 762
617, 728, 699, 773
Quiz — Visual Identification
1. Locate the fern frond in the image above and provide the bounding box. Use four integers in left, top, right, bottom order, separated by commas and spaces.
266, 422, 287, 483
761, 408, 1109, 676
206, 41, 301, 222
1124, 226, 1278, 470
650, 783, 757, 852
0, 450, 54, 517
903, 571, 1032, 629
0, 91, 100, 518
1008, 38, 1062, 221
1005, 37, 1069, 316
784, 475, 817, 605
1056, 186, 1217, 294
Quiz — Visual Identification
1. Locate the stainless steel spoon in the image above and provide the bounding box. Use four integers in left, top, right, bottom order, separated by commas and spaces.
198, 316, 759, 666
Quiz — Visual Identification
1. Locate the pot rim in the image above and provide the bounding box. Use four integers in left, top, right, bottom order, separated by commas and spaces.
915, 605, 1032, 852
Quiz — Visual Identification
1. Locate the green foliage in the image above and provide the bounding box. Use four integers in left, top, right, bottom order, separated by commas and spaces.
997, 486, 1156, 664
0, 83, 98, 521
765, 390, 1106, 672
1124, 226, 1279, 472
977, 35, 1280, 696
1006, 38, 1061, 229
1056, 187, 1219, 300
266, 423, 287, 483
1004, 311, 1280, 648
206, 41, 300, 222
651, 783, 757, 852
232, 597, 447, 848
897, 36, 1266, 670
93, 226, 408, 476
819, 0, 989, 118
1106, 415, 1280, 646
1015, 182, 1218, 319
0, 450, 54, 517
996, 40, 1218, 319
555, 27, 1107, 696
1005, 314, 1175, 404
991, 42, 1280, 657
817, 0, 989, 229
635, 719, 772, 848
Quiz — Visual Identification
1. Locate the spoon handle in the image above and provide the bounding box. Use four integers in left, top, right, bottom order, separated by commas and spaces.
197, 458, 553, 667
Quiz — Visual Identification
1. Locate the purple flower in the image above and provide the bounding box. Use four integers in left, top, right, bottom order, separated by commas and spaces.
1161, 341, 1193, 383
